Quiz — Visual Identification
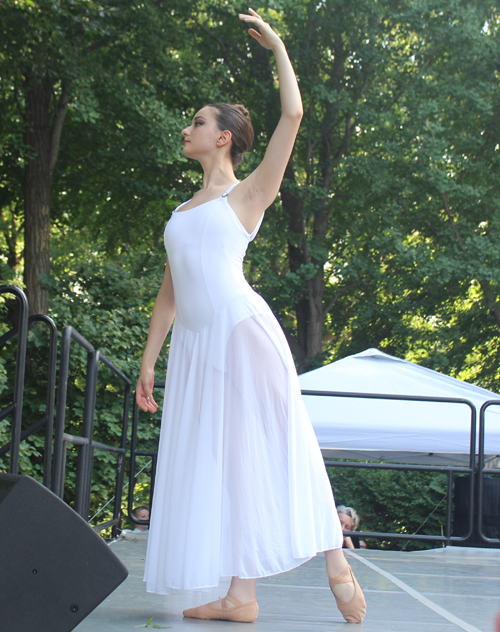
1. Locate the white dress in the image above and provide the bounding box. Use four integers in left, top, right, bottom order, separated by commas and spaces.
144, 184, 342, 594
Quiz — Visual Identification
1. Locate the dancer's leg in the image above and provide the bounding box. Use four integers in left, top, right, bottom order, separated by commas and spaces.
324, 548, 355, 602
183, 577, 258, 622
203, 576, 257, 609
325, 548, 366, 623
228, 576, 257, 604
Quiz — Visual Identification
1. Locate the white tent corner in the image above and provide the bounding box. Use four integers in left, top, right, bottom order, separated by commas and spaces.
298, 348, 500, 467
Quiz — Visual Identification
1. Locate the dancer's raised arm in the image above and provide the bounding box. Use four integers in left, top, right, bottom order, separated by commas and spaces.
230, 9, 302, 230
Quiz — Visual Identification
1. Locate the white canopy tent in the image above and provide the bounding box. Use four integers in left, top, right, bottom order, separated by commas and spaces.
298, 348, 500, 467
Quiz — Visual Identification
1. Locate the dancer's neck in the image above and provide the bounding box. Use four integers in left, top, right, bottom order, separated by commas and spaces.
199, 156, 237, 191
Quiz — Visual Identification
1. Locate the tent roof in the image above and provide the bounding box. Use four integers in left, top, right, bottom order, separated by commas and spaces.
298, 348, 500, 466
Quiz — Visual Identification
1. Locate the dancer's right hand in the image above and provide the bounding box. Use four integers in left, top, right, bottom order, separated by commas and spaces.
239, 8, 284, 52
137, 367, 158, 413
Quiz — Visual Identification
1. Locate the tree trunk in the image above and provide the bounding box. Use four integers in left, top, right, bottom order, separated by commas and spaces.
281, 164, 310, 370
306, 273, 325, 363
24, 71, 52, 316
23, 65, 70, 316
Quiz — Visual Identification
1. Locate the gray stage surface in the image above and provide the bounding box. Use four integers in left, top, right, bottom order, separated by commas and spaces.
74, 534, 500, 632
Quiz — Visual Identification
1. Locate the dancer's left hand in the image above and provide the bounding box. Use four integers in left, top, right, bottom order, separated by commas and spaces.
136, 367, 159, 413
239, 8, 283, 51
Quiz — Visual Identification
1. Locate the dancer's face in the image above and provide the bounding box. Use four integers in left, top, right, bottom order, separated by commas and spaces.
182, 107, 222, 160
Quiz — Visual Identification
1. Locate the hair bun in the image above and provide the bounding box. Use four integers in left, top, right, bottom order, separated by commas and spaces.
235, 104, 250, 117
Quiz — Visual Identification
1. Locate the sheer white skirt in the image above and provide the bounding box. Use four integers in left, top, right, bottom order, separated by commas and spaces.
144, 292, 342, 594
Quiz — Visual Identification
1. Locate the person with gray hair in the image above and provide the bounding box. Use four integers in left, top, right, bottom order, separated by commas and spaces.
337, 506, 367, 550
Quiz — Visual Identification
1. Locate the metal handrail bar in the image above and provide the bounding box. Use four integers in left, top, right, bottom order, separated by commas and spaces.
337, 531, 450, 542
91, 441, 125, 454
0, 403, 15, 423
303, 389, 477, 544
0, 415, 52, 454
301, 389, 477, 467
128, 383, 164, 527
0, 311, 57, 486
61, 434, 89, 446
478, 400, 500, 544
324, 460, 471, 473
92, 518, 117, 533
0, 285, 28, 474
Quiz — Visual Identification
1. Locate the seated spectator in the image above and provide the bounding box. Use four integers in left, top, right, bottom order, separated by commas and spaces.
337, 505, 367, 549
132, 506, 150, 532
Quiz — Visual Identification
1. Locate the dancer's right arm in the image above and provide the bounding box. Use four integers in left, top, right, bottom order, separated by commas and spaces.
136, 260, 176, 412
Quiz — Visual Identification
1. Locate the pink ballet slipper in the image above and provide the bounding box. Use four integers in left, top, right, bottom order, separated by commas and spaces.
183, 594, 259, 623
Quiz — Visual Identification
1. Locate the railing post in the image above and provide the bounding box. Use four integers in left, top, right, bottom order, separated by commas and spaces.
478, 400, 500, 544
150, 454, 158, 508
30, 314, 58, 488
0, 286, 28, 476
52, 327, 72, 496
111, 377, 130, 538
478, 402, 485, 541
445, 470, 453, 540
61, 438, 68, 495
465, 406, 476, 542
128, 399, 140, 524
75, 349, 98, 518
53, 326, 97, 511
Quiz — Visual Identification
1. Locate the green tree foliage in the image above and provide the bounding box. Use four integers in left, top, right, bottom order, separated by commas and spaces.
277, 0, 500, 375
328, 465, 450, 551
0, 245, 167, 526
1, 0, 500, 539
0, 0, 193, 312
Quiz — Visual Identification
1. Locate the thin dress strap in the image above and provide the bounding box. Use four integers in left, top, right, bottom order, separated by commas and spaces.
222, 182, 240, 197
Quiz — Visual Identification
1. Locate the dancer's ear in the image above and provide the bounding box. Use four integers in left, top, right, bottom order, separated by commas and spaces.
217, 130, 232, 147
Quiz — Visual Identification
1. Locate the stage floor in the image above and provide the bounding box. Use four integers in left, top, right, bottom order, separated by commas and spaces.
74, 535, 500, 632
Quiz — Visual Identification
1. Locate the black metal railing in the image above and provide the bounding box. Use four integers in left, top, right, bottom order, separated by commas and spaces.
0, 311, 57, 487
52, 326, 130, 536
0, 285, 28, 475
2, 284, 496, 546
1, 289, 131, 537
302, 389, 477, 545
478, 400, 500, 544
126, 387, 480, 543
90, 351, 130, 535
52, 326, 97, 508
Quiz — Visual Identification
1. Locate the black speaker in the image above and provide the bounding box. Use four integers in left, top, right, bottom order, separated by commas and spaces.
0, 474, 128, 632
453, 474, 500, 547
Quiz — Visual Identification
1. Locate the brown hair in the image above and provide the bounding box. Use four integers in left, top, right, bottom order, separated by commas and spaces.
133, 506, 149, 517
205, 103, 254, 167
